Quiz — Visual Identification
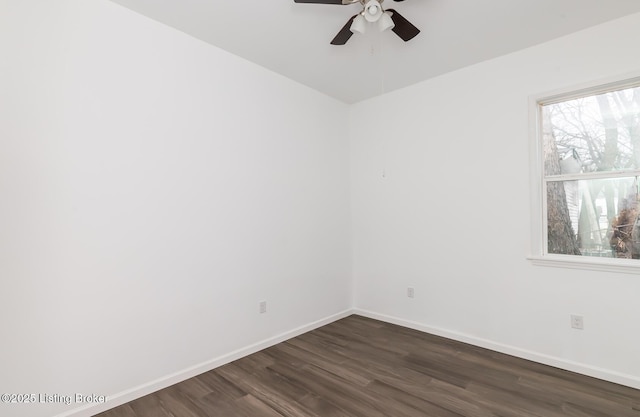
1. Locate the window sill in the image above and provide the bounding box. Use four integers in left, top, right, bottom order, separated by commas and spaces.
527, 255, 640, 275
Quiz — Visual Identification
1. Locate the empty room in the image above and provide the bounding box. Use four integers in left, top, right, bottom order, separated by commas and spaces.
2, 1, 640, 416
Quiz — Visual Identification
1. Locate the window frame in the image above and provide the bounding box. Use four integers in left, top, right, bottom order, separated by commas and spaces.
528, 74, 640, 274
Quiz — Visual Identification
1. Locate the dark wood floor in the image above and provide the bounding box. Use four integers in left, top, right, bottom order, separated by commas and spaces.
97, 315, 640, 417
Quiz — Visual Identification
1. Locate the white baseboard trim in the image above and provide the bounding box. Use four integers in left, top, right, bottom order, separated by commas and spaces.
57, 309, 354, 417
354, 308, 640, 390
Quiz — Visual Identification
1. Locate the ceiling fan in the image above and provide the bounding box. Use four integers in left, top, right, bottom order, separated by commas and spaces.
294, 0, 420, 45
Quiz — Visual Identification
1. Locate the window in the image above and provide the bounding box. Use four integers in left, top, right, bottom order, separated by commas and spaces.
530, 77, 640, 272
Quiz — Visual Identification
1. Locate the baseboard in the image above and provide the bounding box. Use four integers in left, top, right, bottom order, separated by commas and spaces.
354, 308, 640, 390
56, 309, 354, 417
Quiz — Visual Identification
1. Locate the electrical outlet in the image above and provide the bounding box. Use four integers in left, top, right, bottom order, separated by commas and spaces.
407, 287, 415, 298
259, 301, 267, 314
570, 314, 584, 330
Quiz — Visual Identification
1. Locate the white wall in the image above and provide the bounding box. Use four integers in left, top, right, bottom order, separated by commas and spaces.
0, 1, 351, 416
351, 12, 640, 389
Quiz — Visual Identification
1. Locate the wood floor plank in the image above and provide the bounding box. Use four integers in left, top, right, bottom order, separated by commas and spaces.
268, 360, 390, 417
155, 386, 207, 417
297, 393, 352, 417
95, 404, 137, 417
233, 394, 286, 417
126, 393, 173, 417
267, 342, 372, 387
193, 370, 246, 402
365, 379, 466, 417
215, 363, 320, 417
96, 315, 640, 417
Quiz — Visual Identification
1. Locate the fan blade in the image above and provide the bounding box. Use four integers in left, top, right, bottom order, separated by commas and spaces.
386, 9, 420, 41
294, 0, 344, 4
330, 15, 357, 45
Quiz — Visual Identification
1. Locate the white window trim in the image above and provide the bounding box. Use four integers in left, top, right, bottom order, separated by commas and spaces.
528, 72, 640, 274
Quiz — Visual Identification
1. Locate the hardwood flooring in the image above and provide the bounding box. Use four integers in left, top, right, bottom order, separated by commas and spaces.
96, 315, 640, 417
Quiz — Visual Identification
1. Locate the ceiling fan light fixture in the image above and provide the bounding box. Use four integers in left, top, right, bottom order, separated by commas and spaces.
350, 14, 367, 34
294, 0, 420, 45
378, 11, 394, 31
363, 0, 383, 22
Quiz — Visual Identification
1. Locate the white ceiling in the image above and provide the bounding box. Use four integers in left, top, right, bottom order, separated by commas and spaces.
108, 0, 640, 103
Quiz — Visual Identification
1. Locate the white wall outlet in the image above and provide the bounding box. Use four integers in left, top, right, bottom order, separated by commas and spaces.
407, 287, 415, 298
570, 314, 584, 330
259, 301, 267, 314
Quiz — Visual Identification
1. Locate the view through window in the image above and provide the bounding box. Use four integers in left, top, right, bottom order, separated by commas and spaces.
542, 83, 640, 259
